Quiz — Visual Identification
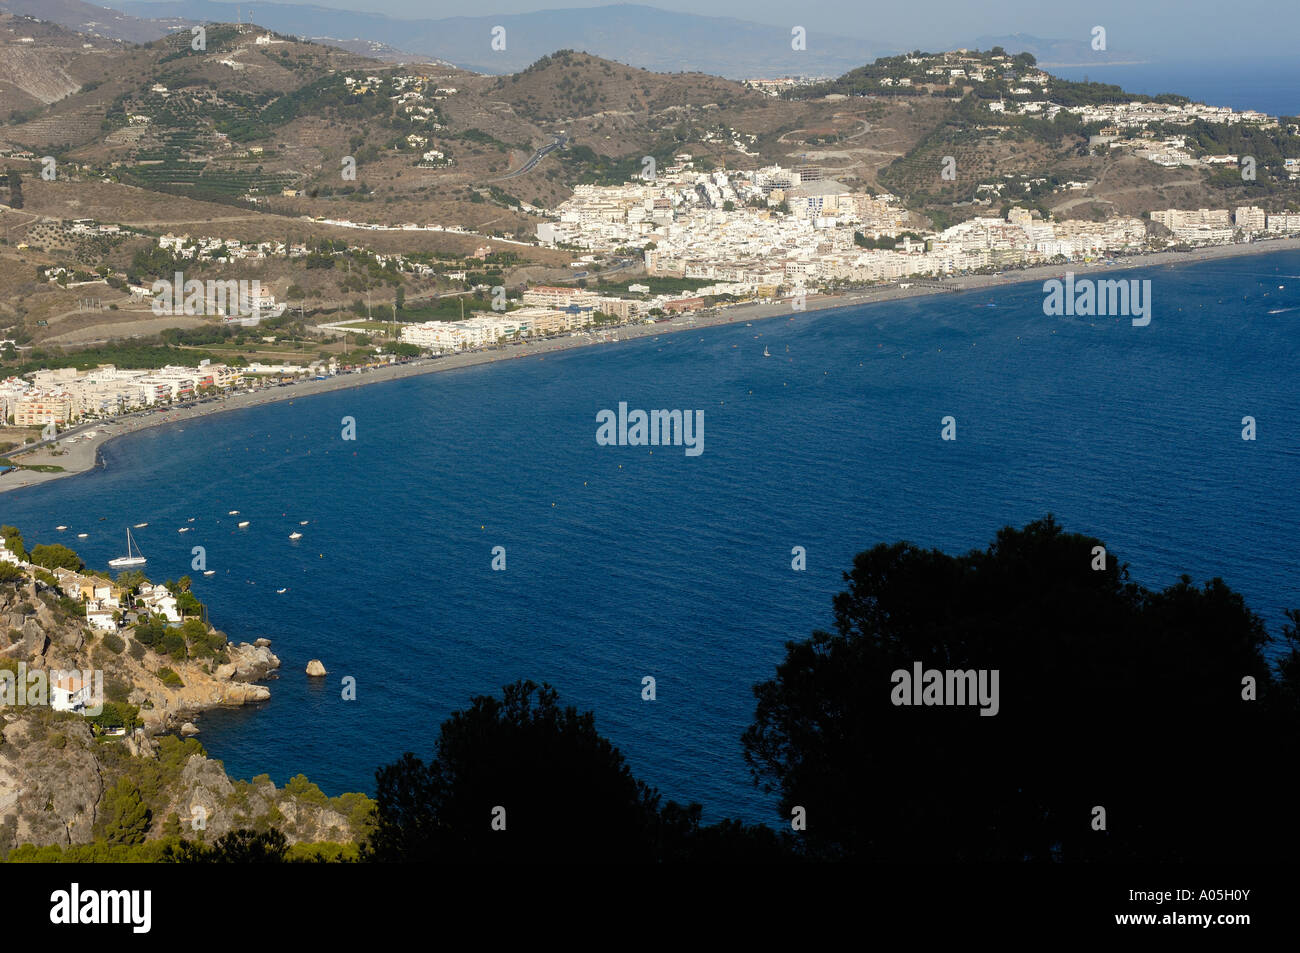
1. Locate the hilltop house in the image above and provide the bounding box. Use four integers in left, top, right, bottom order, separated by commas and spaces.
51, 674, 95, 714
85, 602, 118, 631
136, 583, 181, 623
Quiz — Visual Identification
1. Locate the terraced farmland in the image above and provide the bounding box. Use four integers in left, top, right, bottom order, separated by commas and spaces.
122, 156, 301, 202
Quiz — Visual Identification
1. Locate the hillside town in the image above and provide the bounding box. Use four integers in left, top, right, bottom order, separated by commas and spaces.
534, 161, 1300, 291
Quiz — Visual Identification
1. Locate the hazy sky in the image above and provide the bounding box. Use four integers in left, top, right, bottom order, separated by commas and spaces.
228, 0, 1296, 60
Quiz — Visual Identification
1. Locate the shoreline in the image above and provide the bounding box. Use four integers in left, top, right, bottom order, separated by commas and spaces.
3, 235, 1299, 497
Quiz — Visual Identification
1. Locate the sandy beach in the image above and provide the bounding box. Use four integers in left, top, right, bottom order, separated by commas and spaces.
3, 234, 1299, 497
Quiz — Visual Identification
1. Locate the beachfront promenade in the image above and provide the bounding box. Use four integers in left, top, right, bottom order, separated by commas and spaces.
3, 234, 1299, 497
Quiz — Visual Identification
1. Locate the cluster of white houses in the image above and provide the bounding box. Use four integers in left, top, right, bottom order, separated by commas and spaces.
0, 539, 184, 633
0, 541, 186, 715
536, 158, 1300, 292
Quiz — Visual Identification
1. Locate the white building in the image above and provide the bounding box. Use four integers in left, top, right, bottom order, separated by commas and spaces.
51, 674, 95, 714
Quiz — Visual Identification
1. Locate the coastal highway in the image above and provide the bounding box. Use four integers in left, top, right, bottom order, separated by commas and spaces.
498, 134, 568, 180
0, 418, 117, 460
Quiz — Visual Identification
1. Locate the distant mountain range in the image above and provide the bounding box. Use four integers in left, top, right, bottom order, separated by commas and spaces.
1, 1, 1147, 78
0, 0, 174, 43
76, 0, 880, 77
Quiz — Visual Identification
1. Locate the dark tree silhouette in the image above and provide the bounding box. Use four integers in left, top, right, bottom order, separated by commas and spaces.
743, 517, 1300, 862
366, 680, 663, 862
364, 680, 793, 862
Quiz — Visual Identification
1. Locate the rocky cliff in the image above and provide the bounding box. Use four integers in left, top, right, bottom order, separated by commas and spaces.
0, 570, 370, 853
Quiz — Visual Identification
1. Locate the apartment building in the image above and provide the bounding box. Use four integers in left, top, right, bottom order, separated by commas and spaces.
13, 394, 73, 426
1234, 206, 1267, 231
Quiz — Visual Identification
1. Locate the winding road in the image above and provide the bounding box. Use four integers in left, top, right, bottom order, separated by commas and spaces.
497, 134, 568, 180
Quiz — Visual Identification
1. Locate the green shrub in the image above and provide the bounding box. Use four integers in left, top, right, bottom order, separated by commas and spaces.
160, 630, 186, 658
133, 619, 164, 646
157, 668, 184, 688
29, 543, 83, 571
102, 632, 125, 654
284, 774, 330, 807
90, 701, 140, 731
97, 778, 152, 845
0, 526, 27, 561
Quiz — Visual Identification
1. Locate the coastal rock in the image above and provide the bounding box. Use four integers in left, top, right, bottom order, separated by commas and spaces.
0, 719, 102, 848
175, 754, 237, 836
21, 619, 48, 658
125, 730, 157, 759
276, 798, 351, 842
254, 638, 272, 648
214, 663, 237, 680
228, 642, 281, 680
305, 659, 327, 677
223, 683, 270, 704
180, 722, 199, 736
54, 622, 85, 651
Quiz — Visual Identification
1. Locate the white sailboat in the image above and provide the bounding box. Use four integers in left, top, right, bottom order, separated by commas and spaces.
108, 527, 147, 569
763, 346, 771, 357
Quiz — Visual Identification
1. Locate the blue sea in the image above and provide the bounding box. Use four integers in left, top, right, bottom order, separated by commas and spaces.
5, 252, 1300, 824
1051, 58, 1299, 118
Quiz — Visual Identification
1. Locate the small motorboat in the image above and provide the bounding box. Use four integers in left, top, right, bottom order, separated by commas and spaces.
289, 532, 302, 540
238, 521, 250, 528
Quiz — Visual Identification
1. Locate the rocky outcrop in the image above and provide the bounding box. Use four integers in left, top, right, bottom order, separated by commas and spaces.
305, 659, 327, 677
21, 618, 48, 658
0, 565, 367, 854
0, 716, 102, 847
229, 641, 280, 681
